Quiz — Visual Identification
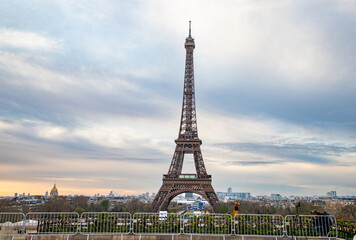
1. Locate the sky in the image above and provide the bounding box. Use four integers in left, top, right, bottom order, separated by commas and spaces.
0, 0, 355, 197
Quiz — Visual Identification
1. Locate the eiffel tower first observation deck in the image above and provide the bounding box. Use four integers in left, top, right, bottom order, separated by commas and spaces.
151, 22, 221, 212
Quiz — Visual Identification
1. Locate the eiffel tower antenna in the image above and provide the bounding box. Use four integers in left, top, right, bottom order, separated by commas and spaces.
151, 21, 221, 212
189, 20, 191, 37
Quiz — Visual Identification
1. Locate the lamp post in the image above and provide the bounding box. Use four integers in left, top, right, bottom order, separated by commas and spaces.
296, 202, 301, 215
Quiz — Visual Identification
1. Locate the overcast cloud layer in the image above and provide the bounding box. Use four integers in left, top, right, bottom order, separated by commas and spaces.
0, 0, 355, 197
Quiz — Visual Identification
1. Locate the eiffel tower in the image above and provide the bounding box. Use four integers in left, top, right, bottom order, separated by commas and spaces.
151, 22, 221, 212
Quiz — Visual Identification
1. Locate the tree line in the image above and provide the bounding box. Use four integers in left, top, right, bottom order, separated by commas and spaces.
0, 197, 355, 221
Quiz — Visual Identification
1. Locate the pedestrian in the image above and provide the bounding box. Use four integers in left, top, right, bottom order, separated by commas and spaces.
311, 210, 333, 236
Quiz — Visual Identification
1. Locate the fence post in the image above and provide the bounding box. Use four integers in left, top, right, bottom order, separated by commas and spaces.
231, 217, 235, 235
180, 213, 184, 234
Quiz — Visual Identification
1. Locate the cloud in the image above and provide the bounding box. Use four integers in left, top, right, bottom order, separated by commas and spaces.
0, 117, 174, 164
140, 0, 356, 88
0, 51, 176, 126
0, 29, 62, 51
0, 51, 77, 92
52, 0, 126, 24
218, 142, 356, 157
336, 0, 356, 18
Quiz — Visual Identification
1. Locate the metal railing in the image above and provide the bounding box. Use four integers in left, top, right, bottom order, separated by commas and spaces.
183, 213, 231, 235
0, 213, 25, 237
0, 212, 339, 239
337, 222, 356, 240
133, 213, 181, 235
80, 212, 131, 235
25, 212, 79, 236
285, 215, 338, 238
234, 214, 284, 236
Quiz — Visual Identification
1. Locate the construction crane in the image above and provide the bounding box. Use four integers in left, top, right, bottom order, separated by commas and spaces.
233, 202, 240, 216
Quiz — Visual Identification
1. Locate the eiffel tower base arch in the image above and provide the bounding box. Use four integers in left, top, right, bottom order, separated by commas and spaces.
151, 177, 220, 212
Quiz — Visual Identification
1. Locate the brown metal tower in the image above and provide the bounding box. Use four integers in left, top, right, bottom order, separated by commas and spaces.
151, 22, 221, 212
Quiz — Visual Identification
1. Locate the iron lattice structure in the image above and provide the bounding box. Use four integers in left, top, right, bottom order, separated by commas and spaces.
151, 22, 221, 212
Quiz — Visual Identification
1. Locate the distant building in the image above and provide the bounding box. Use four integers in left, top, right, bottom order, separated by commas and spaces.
217, 190, 251, 201
192, 200, 205, 209
14, 193, 18, 198
45, 191, 48, 197
50, 184, 59, 197
185, 192, 193, 198
271, 194, 282, 200
228, 187, 232, 194
327, 191, 337, 197
183, 200, 206, 211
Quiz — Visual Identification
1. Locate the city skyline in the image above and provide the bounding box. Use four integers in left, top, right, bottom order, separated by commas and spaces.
0, 0, 356, 197
2, 185, 346, 199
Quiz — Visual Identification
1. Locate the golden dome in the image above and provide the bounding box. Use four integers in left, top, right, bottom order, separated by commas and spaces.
50, 183, 58, 197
